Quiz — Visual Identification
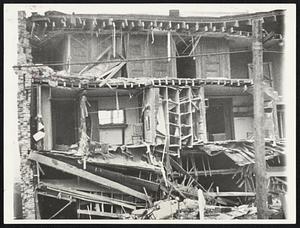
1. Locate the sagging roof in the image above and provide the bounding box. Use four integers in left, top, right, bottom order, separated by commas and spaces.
197, 139, 285, 166
30, 66, 253, 89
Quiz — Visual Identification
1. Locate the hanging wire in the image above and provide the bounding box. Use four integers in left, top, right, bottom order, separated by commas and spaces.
12, 48, 283, 69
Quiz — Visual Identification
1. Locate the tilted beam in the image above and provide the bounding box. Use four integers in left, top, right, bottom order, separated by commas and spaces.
28, 152, 150, 202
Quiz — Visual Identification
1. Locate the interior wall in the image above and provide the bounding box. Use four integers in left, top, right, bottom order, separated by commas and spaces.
97, 95, 140, 145
232, 96, 254, 140
205, 95, 254, 141
234, 117, 254, 140
32, 37, 65, 71
195, 37, 230, 78
69, 34, 122, 74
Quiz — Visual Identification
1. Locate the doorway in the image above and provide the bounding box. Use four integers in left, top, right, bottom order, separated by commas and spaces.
52, 101, 77, 149
206, 98, 234, 141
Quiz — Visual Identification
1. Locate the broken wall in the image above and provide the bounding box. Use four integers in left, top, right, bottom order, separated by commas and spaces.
16, 11, 36, 219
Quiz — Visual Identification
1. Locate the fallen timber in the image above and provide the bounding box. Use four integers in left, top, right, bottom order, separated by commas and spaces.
29, 152, 151, 202
38, 181, 137, 210
39, 152, 160, 193
47, 150, 162, 174
30, 138, 286, 219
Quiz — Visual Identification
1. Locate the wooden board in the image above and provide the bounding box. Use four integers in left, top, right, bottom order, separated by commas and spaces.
77, 209, 122, 219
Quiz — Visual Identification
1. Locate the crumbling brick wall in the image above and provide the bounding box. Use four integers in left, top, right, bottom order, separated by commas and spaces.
16, 11, 36, 219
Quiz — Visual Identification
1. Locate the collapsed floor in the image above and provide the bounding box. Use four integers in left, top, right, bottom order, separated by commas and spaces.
28, 138, 286, 220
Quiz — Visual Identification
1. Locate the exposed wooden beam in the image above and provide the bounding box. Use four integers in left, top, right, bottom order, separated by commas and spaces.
28, 152, 150, 201
37, 10, 284, 24
77, 209, 122, 219
79, 45, 112, 75
41, 181, 136, 210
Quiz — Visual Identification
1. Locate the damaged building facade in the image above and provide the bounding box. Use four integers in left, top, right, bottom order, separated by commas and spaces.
16, 9, 286, 219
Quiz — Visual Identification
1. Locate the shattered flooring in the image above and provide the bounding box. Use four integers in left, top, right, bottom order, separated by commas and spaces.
28, 139, 286, 220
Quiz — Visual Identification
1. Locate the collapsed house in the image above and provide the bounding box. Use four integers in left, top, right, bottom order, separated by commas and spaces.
16, 9, 286, 219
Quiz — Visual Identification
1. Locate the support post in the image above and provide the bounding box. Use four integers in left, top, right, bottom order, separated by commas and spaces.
252, 19, 268, 219
199, 86, 207, 142
67, 34, 71, 74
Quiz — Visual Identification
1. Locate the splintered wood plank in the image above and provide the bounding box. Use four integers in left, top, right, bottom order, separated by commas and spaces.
29, 152, 150, 202
99, 61, 126, 87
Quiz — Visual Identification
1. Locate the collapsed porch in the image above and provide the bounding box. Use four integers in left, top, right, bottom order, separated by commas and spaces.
29, 138, 286, 219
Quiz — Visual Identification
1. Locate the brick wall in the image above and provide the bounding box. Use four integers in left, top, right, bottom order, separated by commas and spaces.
16, 11, 36, 219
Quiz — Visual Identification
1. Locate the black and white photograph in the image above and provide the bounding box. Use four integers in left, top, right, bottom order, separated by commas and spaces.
3, 3, 296, 223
